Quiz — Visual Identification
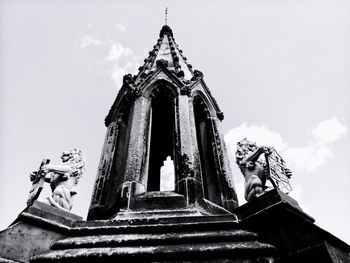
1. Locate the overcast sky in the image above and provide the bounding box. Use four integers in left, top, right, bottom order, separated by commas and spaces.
1, 0, 349, 244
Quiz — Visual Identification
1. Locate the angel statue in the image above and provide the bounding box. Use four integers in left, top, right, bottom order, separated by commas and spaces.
27, 148, 85, 211
235, 138, 292, 202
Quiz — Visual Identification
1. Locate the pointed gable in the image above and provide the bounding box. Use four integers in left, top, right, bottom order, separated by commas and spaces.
105, 25, 224, 126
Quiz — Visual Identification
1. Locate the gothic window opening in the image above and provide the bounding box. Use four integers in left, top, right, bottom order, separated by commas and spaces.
193, 97, 222, 206
147, 86, 176, 191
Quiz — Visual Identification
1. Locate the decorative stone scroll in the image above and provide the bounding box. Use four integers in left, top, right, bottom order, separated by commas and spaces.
27, 148, 85, 211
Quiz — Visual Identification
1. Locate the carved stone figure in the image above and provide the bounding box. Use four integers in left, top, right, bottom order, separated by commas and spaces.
29, 149, 85, 211
235, 138, 292, 202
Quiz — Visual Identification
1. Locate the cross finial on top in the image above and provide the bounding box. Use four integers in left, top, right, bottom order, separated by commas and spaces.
165, 7, 168, 25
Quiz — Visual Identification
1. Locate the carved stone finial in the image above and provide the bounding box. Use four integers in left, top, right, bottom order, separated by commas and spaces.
131, 87, 142, 97
156, 59, 169, 68
191, 70, 204, 81
176, 70, 185, 78
235, 139, 292, 202
159, 25, 173, 38
123, 74, 133, 85
217, 111, 224, 121
27, 148, 85, 211
180, 85, 191, 96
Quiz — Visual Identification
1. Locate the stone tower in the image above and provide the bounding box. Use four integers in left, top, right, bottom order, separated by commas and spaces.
1, 24, 349, 263
88, 25, 238, 220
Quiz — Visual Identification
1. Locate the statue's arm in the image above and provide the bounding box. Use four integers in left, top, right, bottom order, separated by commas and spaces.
245, 146, 270, 163
42, 164, 74, 175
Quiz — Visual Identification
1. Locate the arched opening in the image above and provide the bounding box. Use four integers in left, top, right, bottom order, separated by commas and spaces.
193, 96, 222, 206
147, 85, 176, 191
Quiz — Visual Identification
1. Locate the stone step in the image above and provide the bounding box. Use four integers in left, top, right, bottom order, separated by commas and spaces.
129, 191, 188, 210
51, 229, 258, 250
114, 207, 208, 221
71, 216, 239, 235
32, 241, 275, 262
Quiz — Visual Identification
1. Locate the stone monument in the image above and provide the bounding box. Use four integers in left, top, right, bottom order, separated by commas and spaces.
0, 24, 349, 263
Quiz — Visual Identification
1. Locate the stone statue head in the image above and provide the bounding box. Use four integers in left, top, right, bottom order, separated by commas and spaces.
235, 138, 258, 166
62, 148, 85, 185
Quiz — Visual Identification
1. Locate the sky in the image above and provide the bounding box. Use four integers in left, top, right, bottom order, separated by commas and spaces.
0, 0, 349, 244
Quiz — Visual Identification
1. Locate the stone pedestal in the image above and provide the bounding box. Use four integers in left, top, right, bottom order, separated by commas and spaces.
234, 189, 350, 263
30, 214, 275, 263
0, 201, 82, 263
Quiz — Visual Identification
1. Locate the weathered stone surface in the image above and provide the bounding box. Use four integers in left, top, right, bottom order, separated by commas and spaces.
0, 256, 21, 263
0, 201, 81, 263
123, 96, 151, 191
31, 215, 275, 263
129, 191, 187, 210
235, 189, 350, 262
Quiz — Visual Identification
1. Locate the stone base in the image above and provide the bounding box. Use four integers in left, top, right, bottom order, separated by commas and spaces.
234, 189, 350, 263
0, 201, 82, 263
31, 215, 275, 262
114, 191, 233, 220
0, 200, 275, 263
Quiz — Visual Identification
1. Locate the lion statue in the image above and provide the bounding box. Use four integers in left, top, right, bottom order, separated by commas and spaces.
30, 148, 85, 211
235, 139, 272, 202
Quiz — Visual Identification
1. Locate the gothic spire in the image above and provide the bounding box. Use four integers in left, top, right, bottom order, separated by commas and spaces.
133, 25, 194, 84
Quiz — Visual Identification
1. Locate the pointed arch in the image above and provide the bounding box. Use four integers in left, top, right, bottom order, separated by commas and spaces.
192, 90, 216, 117
143, 78, 179, 99
193, 95, 222, 206
145, 80, 178, 191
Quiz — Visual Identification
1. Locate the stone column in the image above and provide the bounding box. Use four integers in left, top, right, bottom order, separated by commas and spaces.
88, 121, 118, 218
175, 94, 203, 205
122, 96, 152, 207
208, 117, 238, 211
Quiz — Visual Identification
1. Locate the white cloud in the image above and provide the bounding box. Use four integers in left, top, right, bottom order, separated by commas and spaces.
105, 41, 141, 87
80, 35, 101, 48
78, 35, 141, 88
312, 117, 347, 143
225, 118, 347, 173
224, 122, 287, 153
283, 141, 332, 172
114, 22, 126, 32
87, 21, 93, 29
107, 42, 133, 61
284, 118, 347, 172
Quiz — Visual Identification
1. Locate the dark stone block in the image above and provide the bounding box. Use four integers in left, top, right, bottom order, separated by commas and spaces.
235, 189, 313, 222
159, 25, 173, 37
279, 242, 350, 263
156, 59, 169, 68
0, 201, 81, 263
177, 178, 203, 205
129, 191, 187, 210
235, 189, 350, 262
217, 111, 224, 121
